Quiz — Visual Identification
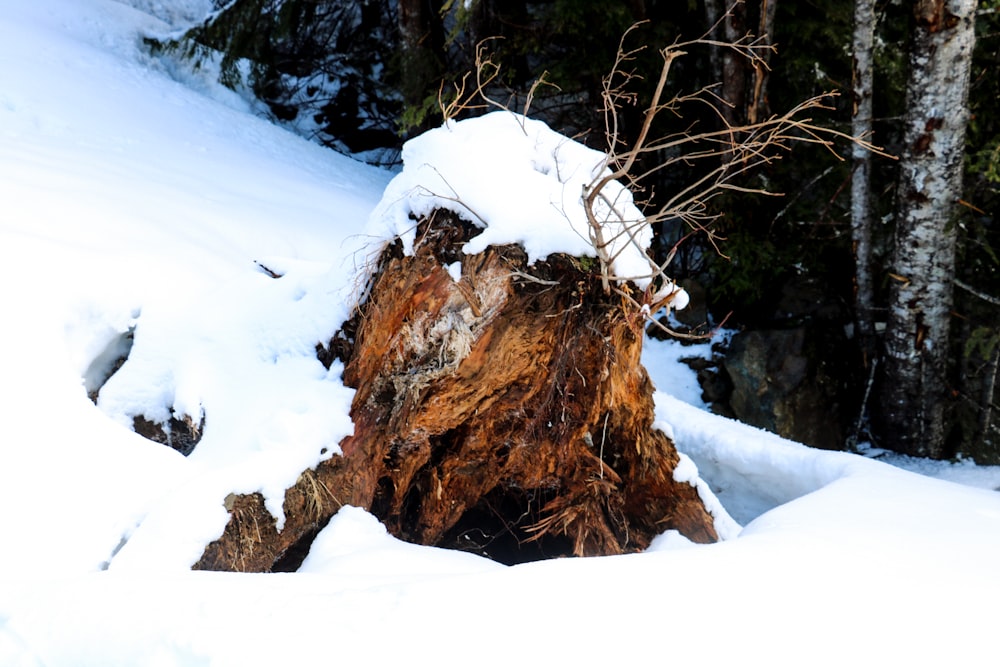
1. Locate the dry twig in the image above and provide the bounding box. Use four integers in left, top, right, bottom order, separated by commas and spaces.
581, 23, 891, 323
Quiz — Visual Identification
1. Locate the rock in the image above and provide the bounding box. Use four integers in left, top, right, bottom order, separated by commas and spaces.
132, 413, 203, 456
723, 326, 851, 450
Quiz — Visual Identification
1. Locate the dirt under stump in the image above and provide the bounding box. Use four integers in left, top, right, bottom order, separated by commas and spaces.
195, 211, 718, 571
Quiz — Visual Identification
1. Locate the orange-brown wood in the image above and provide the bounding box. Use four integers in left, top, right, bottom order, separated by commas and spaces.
195, 212, 717, 571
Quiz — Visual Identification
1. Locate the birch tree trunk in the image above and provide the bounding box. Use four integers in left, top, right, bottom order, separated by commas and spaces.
880, 0, 976, 457
850, 0, 877, 366
977, 345, 999, 454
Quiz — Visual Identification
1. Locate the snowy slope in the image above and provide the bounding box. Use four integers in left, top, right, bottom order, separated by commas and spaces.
0, 0, 392, 576
1, 2, 1000, 666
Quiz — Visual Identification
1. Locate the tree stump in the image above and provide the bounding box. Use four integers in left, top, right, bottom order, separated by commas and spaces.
195, 211, 718, 571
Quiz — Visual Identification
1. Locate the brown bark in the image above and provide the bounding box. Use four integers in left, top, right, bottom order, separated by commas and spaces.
748, 0, 776, 124
195, 211, 718, 571
704, 1, 774, 127
720, 0, 748, 127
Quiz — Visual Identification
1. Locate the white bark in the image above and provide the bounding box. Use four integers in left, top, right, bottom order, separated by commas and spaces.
851, 0, 876, 362
881, 0, 977, 457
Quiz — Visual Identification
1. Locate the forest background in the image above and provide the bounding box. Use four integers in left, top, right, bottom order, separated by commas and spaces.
158, 0, 1000, 464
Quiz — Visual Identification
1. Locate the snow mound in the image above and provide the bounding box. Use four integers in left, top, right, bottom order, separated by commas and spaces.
299, 506, 503, 579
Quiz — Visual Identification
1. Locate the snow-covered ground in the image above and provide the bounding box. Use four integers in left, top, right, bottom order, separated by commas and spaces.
1, 2, 999, 665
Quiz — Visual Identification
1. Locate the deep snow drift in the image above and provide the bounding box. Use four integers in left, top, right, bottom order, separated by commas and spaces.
1, 2, 1000, 666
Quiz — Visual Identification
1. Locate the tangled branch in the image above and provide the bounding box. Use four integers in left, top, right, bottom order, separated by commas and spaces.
582, 22, 890, 333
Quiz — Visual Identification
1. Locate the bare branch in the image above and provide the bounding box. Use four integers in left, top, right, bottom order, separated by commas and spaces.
581, 29, 891, 306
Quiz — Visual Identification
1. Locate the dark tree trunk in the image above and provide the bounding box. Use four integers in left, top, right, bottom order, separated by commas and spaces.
720, 0, 748, 127
195, 211, 720, 571
398, 0, 445, 134
703, 0, 725, 88
748, 0, 776, 124
704, 0, 774, 127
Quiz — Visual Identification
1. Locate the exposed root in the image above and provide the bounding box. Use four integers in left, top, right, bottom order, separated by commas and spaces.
195, 210, 718, 571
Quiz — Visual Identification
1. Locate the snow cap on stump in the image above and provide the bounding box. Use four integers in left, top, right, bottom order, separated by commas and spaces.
368, 111, 675, 294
